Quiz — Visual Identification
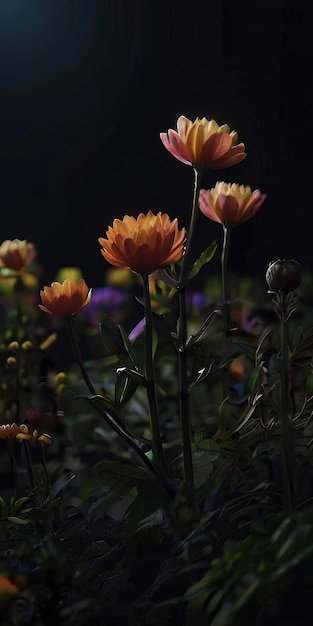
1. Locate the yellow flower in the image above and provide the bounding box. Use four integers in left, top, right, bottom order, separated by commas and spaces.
15, 424, 53, 446
0, 239, 36, 272
98, 211, 186, 275
15, 424, 35, 444
37, 433, 53, 446
38, 278, 92, 318
160, 116, 246, 169
199, 182, 266, 228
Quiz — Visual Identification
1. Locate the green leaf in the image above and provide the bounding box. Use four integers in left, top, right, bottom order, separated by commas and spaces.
183, 305, 218, 351
116, 366, 146, 386
12, 497, 33, 514
255, 324, 276, 364
95, 459, 154, 483
247, 362, 266, 393
188, 359, 215, 393
125, 483, 173, 551
290, 325, 313, 361
7, 516, 31, 525
306, 372, 313, 396
99, 314, 137, 365
196, 438, 220, 451
115, 369, 139, 406
187, 240, 218, 282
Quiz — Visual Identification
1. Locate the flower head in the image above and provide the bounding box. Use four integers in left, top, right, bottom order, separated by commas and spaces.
199, 182, 266, 228
266, 259, 302, 294
0, 574, 22, 604
160, 115, 246, 170
0, 239, 36, 272
15, 424, 53, 446
98, 211, 186, 275
38, 278, 92, 318
0, 423, 20, 440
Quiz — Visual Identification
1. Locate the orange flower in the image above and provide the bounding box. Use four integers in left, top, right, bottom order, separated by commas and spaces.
0, 239, 36, 272
160, 116, 246, 169
98, 211, 186, 275
199, 182, 266, 228
0, 574, 22, 603
38, 278, 92, 318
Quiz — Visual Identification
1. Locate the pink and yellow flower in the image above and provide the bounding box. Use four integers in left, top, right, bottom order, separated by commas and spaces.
38, 278, 92, 318
160, 115, 246, 169
98, 211, 186, 275
0, 423, 20, 439
199, 182, 266, 228
0, 239, 36, 272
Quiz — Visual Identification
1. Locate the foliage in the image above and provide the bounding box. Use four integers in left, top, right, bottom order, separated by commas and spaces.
1, 117, 313, 625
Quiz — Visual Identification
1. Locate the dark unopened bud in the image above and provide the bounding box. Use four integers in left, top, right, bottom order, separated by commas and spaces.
266, 259, 302, 293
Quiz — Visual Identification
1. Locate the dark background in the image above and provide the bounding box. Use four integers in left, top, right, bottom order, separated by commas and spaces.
0, 0, 312, 289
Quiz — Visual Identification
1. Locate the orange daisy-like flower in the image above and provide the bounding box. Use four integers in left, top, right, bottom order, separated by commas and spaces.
160, 115, 246, 169
38, 278, 92, 318
0, 239, 36, 272
199, 182, 266, 228
98, 211, 186, 275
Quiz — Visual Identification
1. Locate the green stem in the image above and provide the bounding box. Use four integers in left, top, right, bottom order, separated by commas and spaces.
141, 274, 169, 477
40, 443, 51, 502
220, 225, 233, 404
14, 278, 24, 423
177, 167, 204, 486
221, 225, 232, 339
279, 293, 296, 511
7, 443, 18, 500
66, 318, 97, 395
23, 441, 36, 490
65, 317, 162, 482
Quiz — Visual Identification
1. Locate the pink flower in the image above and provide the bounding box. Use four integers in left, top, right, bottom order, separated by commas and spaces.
160, 115, 246, 169
199, 182, 266, 228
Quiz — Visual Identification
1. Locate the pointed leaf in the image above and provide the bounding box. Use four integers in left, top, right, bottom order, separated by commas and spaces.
183, 305, 218, 351
115, 369, 139, 406
187, 240, 218, 282
290, 325, 313, 361
99, 314, 137, 365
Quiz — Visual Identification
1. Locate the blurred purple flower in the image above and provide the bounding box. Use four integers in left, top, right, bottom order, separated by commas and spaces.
187, 292, 208, 311
82, 287, 128, 326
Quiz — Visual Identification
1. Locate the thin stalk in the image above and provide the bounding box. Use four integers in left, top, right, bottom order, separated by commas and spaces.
13, 278, 23, 423
40, 443, 51, 502
220, 225, 232, 400
7, 444, 18, 500
177, 167, 204, 486
221, 225, 231, 330
65, 317, 162, 481
23, 441, 36, 490
141, 273, 169, 477
66, 318, 97, 395
279, 293, 296, 511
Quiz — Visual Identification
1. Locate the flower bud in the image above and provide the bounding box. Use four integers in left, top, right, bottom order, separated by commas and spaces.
21, 340, 34, 353
6, 356, 17, 370
8, 341, 19, 352
266, 259, 302, 293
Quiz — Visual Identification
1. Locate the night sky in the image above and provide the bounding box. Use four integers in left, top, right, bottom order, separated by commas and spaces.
1, 0, 312, 288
